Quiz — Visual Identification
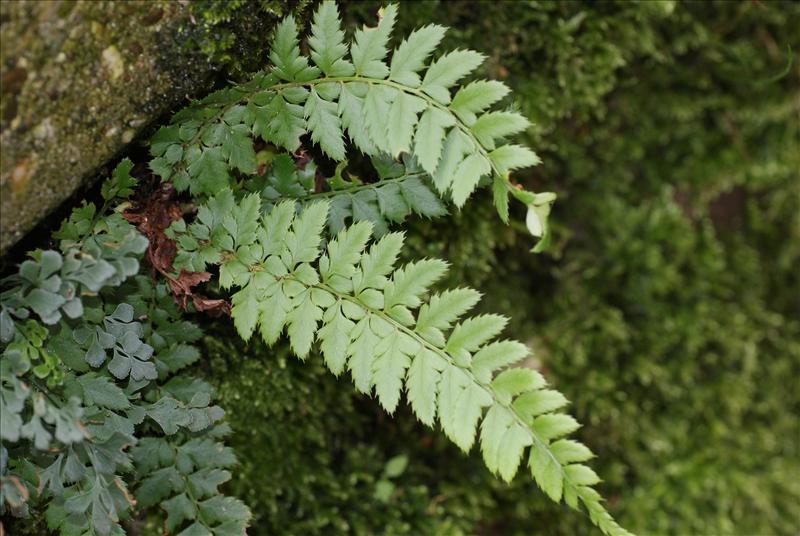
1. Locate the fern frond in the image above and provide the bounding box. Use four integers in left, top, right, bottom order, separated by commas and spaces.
390, 23, 448, 88
169, 196, 632, 536
149, 1, 555, 244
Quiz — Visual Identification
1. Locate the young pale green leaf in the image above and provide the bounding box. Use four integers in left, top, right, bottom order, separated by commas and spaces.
446, 314, 508, 360
351, 3, 398, 78
564, 464, 601, 486
259, 201, 295, 258
414, 107, 456, 174
318, 304, 355, 375
270, 15, 320, 82
492, 368, 546, 405
471, 340, 530, 383
258, 289, 292, 345
550, 439, 594, 465
406, 348, 443, 427
438, 365, 492, 451
532, 414, 581, 442
450, 80, 510, 125
305, 88, 346, 161
321, 221, 373, 282
286, 291, 323, 358
498, 422, 533, 482
285, 202, 329, 265
415, 288, 481, 344
512, 389, 569, 421
339, 83, 376, 154
372, 330, 412, 413
480, 404, 513, 475
231, 284, 259, 341
471, 111, 530, 149
383, 259, 449, 310
451, 153, 491, 207
357, 232, 405, 292
492, 176, 510, 223
390, 24, 447, 87
489, 144, 541, 175
308, 1, 354, 77
421, 49, 485, 104
347, 318, 379, 393
432, 129, 471, 193
228, 193, 261, 249
363, 84, 396, 153
482, 405, 533, 482
530, 441, 563, 502
387, 92, 427, 158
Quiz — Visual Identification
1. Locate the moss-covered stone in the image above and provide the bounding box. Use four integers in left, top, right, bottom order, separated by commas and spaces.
0, 0, 300, 254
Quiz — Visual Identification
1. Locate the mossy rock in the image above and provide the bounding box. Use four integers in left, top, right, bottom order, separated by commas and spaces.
0, 0, 301, 254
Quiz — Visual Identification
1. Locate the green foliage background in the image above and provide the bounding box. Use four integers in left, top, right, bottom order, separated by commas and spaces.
202, 1, 799, 534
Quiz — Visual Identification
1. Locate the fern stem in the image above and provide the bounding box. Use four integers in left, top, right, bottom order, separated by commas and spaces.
289, 172, 426, 201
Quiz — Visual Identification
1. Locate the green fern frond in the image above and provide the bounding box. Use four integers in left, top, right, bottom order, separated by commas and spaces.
149, 1, 554, 245
169, 194, 632, 536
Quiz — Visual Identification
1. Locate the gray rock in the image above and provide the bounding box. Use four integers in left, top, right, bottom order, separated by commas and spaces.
0, 0, 297, 254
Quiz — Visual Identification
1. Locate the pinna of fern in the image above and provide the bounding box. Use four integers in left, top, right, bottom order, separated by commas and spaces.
149, 1, 556, 251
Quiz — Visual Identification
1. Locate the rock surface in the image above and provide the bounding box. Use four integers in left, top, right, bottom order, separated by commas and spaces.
0, 0, 294, 254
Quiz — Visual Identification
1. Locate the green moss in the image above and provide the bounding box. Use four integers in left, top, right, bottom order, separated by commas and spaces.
186, 0, 310, 79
